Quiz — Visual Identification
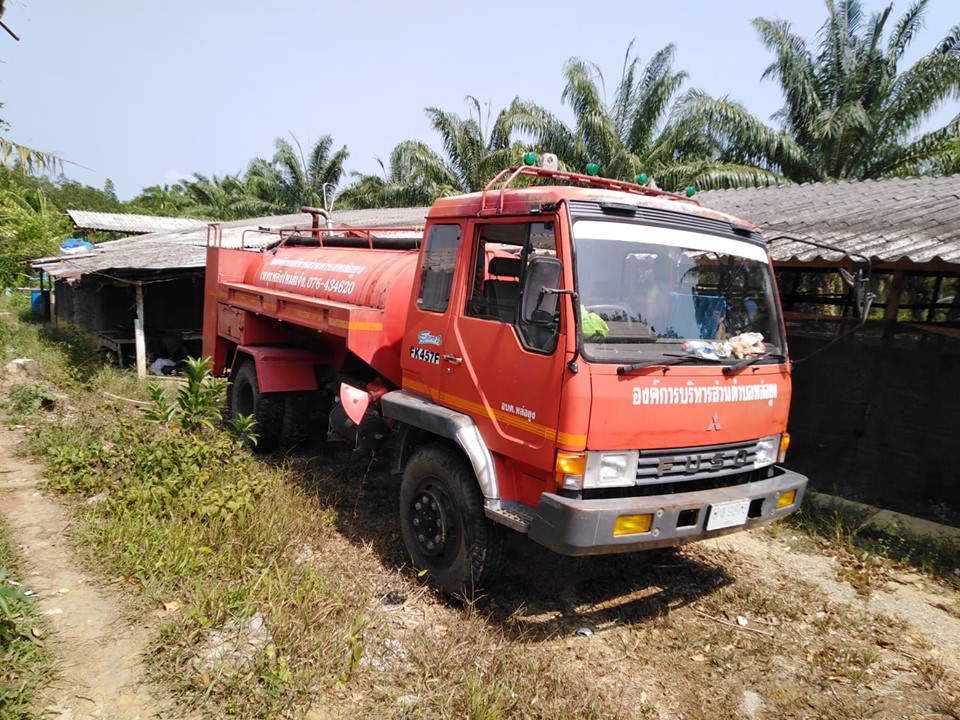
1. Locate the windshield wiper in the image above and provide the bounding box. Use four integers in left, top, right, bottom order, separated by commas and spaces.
617, 354, 710, 375
722, 352, 788, 375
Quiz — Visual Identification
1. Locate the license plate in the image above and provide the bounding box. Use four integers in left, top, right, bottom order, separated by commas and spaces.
706, 498, 750, 531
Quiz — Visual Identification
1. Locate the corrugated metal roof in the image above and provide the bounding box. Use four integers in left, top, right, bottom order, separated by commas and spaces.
34, 207, 429, 281
38, 175, 960, 283
66, 210, 207, 234
699, 175, 960, 264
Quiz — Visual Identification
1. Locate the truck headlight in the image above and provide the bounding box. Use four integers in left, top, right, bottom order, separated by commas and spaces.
583, 451, 639, 488
754, 435, 780, 469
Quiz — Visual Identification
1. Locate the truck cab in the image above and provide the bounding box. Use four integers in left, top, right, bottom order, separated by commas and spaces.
385, 159, 805, 592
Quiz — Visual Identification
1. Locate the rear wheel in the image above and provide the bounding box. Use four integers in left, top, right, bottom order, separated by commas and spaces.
229, 359, 283, 452
279, 390, 328, 450
399, 444, 503, 595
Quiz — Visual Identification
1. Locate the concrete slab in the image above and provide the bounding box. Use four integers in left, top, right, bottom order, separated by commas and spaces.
806, 491, 960, 539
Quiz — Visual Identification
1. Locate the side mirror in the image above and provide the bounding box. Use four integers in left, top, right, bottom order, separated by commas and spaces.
521, 256, 563, 324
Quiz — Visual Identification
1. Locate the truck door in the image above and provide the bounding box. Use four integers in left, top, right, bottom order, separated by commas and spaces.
401, 223, 463, 405
440, 218, 567, 471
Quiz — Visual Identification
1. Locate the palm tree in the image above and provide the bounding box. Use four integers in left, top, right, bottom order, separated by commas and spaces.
420, 96, 524, 193
246, 135, 349, 212
1, 106, 63, 176
749, 0, 960, 181
0, 188, 69, 287
181, 173, 276, 221
337, 143, 436, 209
509, 42, 785, 191
130, 183, 189, 216
344, 97, 525, 208
0, 139, 63, 176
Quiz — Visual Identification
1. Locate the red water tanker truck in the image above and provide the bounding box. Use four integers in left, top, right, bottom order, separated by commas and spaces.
202, 156, 807, 593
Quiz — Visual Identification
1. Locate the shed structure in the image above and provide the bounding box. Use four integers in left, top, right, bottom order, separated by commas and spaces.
32, 207, 428, 374
702, 175, 960, 525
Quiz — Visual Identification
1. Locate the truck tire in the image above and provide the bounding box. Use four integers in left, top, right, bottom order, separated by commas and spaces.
400, 444, 504, 595
279, 391, 327, 450
229, 359, 283, 452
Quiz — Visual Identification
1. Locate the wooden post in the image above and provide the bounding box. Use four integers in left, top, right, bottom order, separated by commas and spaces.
883, 269, 905, 322
134, 282, 147, 379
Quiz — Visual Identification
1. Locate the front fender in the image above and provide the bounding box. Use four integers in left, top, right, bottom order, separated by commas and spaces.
381, 390, 499, 500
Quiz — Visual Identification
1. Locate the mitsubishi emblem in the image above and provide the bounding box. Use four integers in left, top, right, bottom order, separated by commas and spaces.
706, 412, 722, 431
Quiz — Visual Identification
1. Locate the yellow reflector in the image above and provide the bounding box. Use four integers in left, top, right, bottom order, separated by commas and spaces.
778, 433, 791, 462
613, 514, 653, 536
776, 490, 797, 509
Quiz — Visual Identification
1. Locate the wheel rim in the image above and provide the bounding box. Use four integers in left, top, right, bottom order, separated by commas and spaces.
408, 478, 459, 567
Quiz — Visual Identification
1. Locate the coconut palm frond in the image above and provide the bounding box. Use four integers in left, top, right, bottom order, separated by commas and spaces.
0, 138, 64, 176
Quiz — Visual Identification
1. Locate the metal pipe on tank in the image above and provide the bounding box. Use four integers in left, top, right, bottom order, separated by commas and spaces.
301, 206, 333, 229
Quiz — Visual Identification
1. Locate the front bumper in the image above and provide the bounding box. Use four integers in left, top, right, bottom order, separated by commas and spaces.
527, 466, 807, 556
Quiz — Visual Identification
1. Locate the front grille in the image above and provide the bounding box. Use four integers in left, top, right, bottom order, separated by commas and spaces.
637, 439, 760, 484
581, 440, 772, 501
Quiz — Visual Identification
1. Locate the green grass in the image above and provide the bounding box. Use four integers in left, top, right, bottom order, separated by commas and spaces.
1, 297, 615, 719
783, 492, 960, 589
0, 516, 53, 720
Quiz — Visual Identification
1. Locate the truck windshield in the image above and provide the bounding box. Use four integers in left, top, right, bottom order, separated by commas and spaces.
572, 219, 785, 364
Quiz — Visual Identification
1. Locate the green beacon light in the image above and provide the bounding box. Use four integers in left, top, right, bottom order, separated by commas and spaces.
636, 173, 648, 185
585, 163, 599, 176
523, 151, 539, 166
685, 186, 697, 198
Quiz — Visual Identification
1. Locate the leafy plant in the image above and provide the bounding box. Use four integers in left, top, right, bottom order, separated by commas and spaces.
0, 566, 32, 627
144, 357, 258, 445
45, 422, 273, 523
749, 0, 960, 181
228, 413, 259, 447
144, 357, 226, 431
7, 383, 57, 415
174, 357, 229, 431
144, 382, 177, 425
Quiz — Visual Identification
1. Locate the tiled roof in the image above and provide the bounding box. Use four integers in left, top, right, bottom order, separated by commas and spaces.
66, 210, 206, 234
33, 208, 429, 281
700, 175, 960, 265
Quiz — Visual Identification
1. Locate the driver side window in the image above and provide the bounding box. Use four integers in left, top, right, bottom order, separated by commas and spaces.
464, 220, 559, 352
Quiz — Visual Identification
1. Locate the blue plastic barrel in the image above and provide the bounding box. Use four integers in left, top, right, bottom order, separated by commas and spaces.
31, 290, 42, 314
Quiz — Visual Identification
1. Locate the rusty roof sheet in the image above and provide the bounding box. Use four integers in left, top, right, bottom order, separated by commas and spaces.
66, 210, 206, 234
699, 175, 960, 265
33, 207, 429, 281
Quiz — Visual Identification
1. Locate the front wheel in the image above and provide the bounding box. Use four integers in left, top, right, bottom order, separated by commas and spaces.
399, 444, 503, 596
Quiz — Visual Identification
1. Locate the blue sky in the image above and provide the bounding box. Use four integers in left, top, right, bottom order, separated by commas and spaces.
2, 0, 958, 200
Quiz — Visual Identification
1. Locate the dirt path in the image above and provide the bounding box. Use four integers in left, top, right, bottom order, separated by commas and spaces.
0, 426, 174, 720
710, 531, 960, 674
